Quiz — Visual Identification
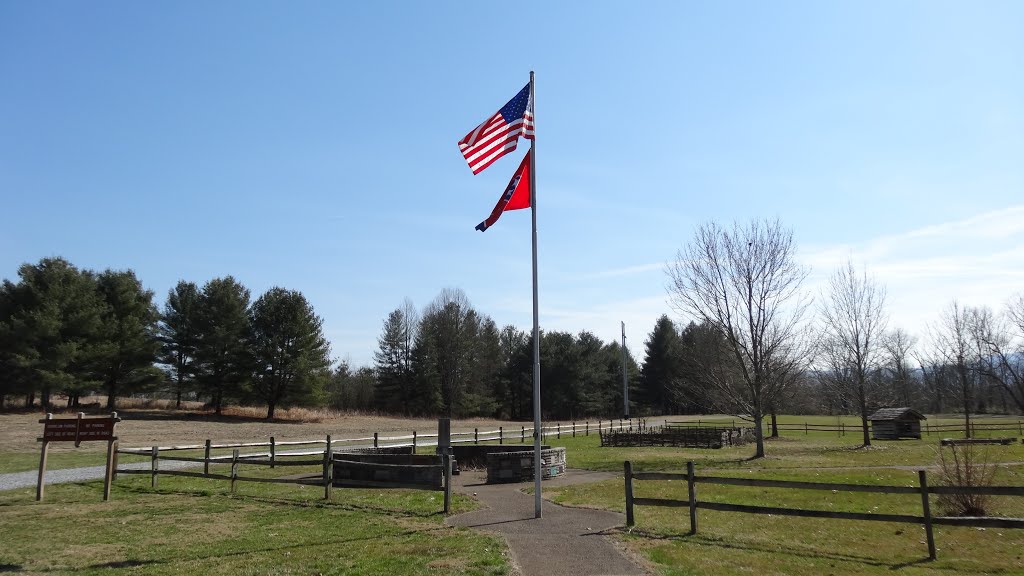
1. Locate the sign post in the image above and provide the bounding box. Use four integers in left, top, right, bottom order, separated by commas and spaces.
438, 419, 451, 514
37, 412, 121, 502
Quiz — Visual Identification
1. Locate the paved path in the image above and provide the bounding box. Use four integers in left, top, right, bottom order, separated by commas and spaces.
447, 470, 648, 576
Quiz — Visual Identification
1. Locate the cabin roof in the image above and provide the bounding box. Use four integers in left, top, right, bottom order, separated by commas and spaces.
868, 407, 926, 421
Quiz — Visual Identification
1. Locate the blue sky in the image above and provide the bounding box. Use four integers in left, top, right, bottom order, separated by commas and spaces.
2, 1, 1022, 366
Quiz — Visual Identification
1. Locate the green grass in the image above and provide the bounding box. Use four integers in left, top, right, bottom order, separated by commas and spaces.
0, 463, 508, 575
4, 414, 1024, 575
540, 420, 1024, 576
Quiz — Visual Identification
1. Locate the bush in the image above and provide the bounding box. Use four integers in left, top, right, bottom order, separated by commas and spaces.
935, 443, 997, 516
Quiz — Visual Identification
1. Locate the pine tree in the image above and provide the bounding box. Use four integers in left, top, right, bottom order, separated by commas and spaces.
374, 309, 408, 413
93, 269, 163, 409
248, 287, 331, 419
0, 258, 105, 408
158, 281, 201, 408
638, 315, 685, 414
194, 277, 251, 415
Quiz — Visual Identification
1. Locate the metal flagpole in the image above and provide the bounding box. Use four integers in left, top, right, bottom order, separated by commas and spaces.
622, 321, 629, 419
529, 70, 542, 519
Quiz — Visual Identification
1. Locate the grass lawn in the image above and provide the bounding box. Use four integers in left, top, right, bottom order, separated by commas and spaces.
3, 412, 1023, 575
0, 462, 508, 575
542, 418, 1024, 576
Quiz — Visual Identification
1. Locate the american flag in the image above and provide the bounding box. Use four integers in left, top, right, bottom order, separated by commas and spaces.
458, 83, 534, 175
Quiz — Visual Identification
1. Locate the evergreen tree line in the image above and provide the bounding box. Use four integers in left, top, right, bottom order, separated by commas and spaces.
368, 288, 640, 420
0, 257, 331, 418
3, 255, 1022, 422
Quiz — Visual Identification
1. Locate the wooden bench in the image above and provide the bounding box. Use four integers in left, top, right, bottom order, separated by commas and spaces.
940, 437, 1017, 446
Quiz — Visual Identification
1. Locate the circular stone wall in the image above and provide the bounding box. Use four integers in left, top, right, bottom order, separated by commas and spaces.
485, 447, 567, 484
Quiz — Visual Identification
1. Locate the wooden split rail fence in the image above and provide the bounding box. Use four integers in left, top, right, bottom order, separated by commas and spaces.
115, 435, 456, 512
112, 420, 643, 509
115, 418, 643, 472
623, 460, 1024, 560
665, 419, 1024, 438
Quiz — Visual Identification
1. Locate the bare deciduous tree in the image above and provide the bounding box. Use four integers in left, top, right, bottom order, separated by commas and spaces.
667, 218, 812, 458
819, 260, 889, 446
930, 301, 981, 438
882, 328, 919, 409
972, 296, 1024, 412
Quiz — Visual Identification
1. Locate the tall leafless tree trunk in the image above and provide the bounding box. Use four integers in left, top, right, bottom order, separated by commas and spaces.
931, 301, 978, 438
819, 260, 888, 447
972, 297, 1024, 412
883, 328, 918, 408
666, 218, 812, 458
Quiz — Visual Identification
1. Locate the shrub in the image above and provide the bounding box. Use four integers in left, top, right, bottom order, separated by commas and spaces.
935, 443, 997, 516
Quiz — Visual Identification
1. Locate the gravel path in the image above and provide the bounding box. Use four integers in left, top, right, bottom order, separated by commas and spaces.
447, 469, 648, 576
0, 460, 200, 491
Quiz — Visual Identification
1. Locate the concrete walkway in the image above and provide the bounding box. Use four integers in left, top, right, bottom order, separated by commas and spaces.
447, 470, 648, 576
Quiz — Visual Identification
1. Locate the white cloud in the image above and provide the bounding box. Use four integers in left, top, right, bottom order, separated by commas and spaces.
578, 262, 666, 280
801, 204, 1024, 337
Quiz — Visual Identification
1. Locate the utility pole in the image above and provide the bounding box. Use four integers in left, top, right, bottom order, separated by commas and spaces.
621, 321, 629, 419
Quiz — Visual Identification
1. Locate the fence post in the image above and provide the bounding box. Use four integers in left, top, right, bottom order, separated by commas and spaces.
687, 461, 698, 534
270, 436, 276, 469
324, 434, 333, 500
805, 423, 808, 435
521, 426, 525, 443
572, 422, 576, 437
918, 470, 936, 560
557, 423, 561, 439
230, 449, 238, 494
624, 460, 635, 527
204, 439, 211, 476
499, 426, 504, 445
103, 439, 116, 501
373, 432, 378, 448
442, 449, 453, 515
413, 431, 417, 451
151, 446, 159, 489
586, 421, 590, 436
474, 428, 479, 444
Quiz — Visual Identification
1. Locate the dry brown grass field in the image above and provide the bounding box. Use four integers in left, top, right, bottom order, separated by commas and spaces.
0, 404, 523, 454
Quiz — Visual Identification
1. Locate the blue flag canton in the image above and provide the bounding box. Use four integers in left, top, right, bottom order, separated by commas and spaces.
499, 84, 531, 123
503, 175, 522, 201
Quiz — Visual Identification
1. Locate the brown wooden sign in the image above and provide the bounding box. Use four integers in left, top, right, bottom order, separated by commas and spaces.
37, 412, 121, 502
39, 415, 118, 445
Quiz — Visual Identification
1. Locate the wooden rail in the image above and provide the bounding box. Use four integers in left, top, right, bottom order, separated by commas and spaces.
115, 419, 643, 459
664, 419, 1024, 438
116, 446, 455, 513
624, 460, 1024, 560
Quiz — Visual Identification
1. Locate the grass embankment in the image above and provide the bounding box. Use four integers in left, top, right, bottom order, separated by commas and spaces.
542, 416, 1024, 576
0, 458, 507, 575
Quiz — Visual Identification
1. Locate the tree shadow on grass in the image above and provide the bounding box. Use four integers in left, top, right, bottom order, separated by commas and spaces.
116, 483, 449, 519
23, 525, 457, 573
623, 528, 939, 571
